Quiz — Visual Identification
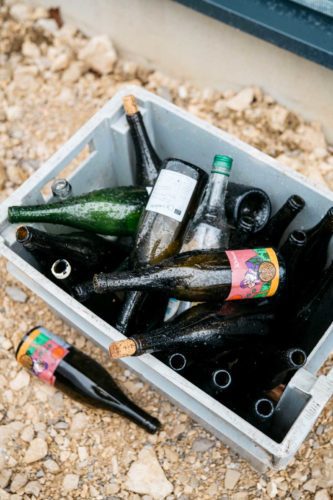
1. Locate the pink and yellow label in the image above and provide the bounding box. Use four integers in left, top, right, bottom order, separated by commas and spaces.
16, 327, 69, 385
225, 248, 279, 301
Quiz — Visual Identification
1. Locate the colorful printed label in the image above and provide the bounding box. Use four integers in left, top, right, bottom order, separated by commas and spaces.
225, 248, 279, 301
146, 169, 197, 222
16, 327, 70, 385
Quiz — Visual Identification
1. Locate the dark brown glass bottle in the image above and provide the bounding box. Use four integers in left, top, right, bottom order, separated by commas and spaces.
109, 310, 275, 358
230, 214, 256, 248
51, 259, 121, 326
123, 95, 162, 186
279, 230, 307, 303
298, 207, 333, 287
16, 326, 160, 433
16, 226, 127, 272
250, 194, 305, 247
225, 182, 272, 232
116, 158, 207, 333
94, 247, 286, 303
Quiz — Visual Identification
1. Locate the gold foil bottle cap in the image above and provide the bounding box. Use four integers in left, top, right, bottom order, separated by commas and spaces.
109, 339, 137, 358
123, 95, 139, 116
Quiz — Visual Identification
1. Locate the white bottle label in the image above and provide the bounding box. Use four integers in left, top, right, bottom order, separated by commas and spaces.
146, 169, 197, 222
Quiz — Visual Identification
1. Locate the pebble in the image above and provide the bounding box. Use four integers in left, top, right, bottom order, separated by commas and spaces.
226, 87, 254, 112
10, 472, 28, 493
9, 371, 30, 391
78, 35, 117, 74
23, 437, 48, 464
5, 106, 23, 122
314, 490, 331, 500
62, 61, 85, 83
5, 286, 27, 303
0, 470, 12, 489
267, 480, 278, 498
224, 469, 241, 490
303, 478, 318, 493
125, 447, 173, 499
43, 459, 60, 474
191, 438, 215, 452
35, 18, 59, 33
20, 425, 34, 442
51, 52, 72, 72
69, 412, 88, 436
62, 473, 80, 492
9, 3, 31, 21
24, 481, 41, 496
22, 41, 40, 59
0, 489, 10, 499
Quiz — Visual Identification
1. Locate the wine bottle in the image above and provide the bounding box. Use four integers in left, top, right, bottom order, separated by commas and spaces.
51, 259, 121, 325
116, 158, 207, 333
225, 182, 271, 232
229, 214, 256, 249
291, 261, 333, 353
164, 155, 233, 321
16, 326, 160, 433
123, 95, 162, 186
8, 186, 149, 236
235, 396, 275, 431
297, 207, 333, 288
51, 179, 72, 200
279, 230, 307, 303
250, 194, 305, 247
94, 247, 286, 303
238, 346, 307, 391
108, 310, 275, 358
16, 226, 127, 271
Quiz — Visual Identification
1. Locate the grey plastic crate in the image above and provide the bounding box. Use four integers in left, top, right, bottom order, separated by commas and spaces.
0, 86, 332, 472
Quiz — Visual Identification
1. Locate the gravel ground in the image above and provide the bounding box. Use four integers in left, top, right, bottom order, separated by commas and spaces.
0, 3, 332, 499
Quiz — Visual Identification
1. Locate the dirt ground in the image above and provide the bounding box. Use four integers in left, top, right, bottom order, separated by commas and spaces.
0, 2, 332, 499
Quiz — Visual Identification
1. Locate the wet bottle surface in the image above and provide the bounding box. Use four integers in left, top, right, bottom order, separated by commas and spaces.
94, 247, 286, 303
117, 158, 207, 333
165, 154, 233, 321
123, 94, 162, 186
250, 194, 305, 247
109, 309, 275, 358
225, 182, 272, 232
16, 326, 160, 433
116, 95, 163, 334
16, 225, 127, 272
8, 186, 149, 236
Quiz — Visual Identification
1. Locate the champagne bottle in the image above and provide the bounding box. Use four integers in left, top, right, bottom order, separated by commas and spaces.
292, 261, 333, 353
250, 194, 305, 247
16, 226, 127, 271
164, 154, 233, 320
51, 259, 121, 325
108, 311, 275, 358
94, 247, 286, 303
16, 326, 160, 433
229, 214, 256, 249
279, 230, 307, 303
238, 346, 307, 392
298, 207, 333, 287
51, 179, 72, 200
123, 95, 162, 186
116, 158, 207, 333
225, 182, 272, 232
8, 186, 149, 236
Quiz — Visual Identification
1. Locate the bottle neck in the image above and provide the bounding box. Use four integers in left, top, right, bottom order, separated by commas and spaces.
201, 171, 229, 212
127, 112, 161, 186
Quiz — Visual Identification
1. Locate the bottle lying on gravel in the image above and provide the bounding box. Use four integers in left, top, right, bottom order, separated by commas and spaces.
16, 326, 161, 433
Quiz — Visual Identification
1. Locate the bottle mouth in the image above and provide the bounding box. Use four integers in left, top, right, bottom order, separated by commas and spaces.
168, 353, 187, 372
288, 348, 307, 368
213, 369, 232, 389
289, 230, 307, 246
255, 398, 275, 419
238, 214, 255, 231
51, 178, 71, 197
51, 259, 71, 280
16, 226, 30, 243
288, 194, 305, 211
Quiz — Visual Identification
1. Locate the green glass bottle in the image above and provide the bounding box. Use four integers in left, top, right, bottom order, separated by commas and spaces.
8, 186, 149, 236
